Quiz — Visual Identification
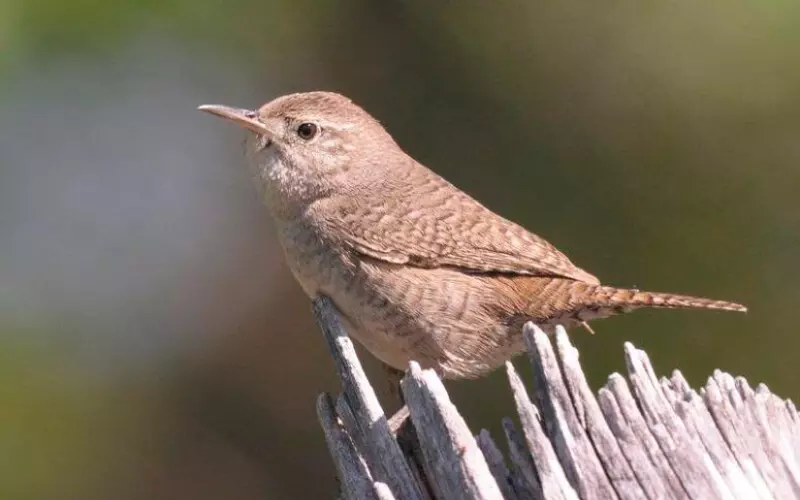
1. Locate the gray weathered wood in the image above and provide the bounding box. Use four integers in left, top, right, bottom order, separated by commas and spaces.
552, 328, 647, 500
667, 371, 760, 499
476, 430, 520, 500
313, 296, 800, 499
601, 372, 688, 499
317, 393, 377, 500
313, 296, 424, 500
401, 361, 504, 500
523, 324, 619, 499
505, 361, 576, 500
502, 417, 543, 500
702, 374, 772, 499
374, 483, 397, 500
624, 343, 730, 499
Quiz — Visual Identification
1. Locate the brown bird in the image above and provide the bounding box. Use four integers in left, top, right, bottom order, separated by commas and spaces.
199, 91, 746, 381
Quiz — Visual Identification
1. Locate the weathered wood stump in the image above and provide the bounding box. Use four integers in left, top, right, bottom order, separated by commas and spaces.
312, 296, 800, 500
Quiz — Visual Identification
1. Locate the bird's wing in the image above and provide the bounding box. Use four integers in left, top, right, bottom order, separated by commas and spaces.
318, 175, 600, 284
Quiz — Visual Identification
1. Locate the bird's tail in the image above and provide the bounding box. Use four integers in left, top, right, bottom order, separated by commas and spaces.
583, 285, 747, 313
532, 280, 747, 332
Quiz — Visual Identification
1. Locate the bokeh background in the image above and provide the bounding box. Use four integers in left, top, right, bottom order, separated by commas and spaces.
2, 1, 798, 498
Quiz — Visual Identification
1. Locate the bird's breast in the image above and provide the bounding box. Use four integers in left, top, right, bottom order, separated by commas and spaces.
277, 221, 350, 298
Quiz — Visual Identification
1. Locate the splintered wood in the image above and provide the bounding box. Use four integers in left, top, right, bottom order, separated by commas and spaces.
312, 296, 800, 499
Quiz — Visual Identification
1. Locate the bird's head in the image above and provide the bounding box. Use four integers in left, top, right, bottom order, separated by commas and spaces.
199, 91, 402, 218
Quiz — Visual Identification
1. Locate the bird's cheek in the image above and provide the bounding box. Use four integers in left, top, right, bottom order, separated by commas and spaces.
261, 156, 286, 181
248, 134, 273, 152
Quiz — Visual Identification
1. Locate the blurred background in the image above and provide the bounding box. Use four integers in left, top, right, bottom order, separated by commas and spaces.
1, 0, 798, 497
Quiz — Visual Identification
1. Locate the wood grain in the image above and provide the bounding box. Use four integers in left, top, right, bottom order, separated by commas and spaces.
312, 296, 800, 499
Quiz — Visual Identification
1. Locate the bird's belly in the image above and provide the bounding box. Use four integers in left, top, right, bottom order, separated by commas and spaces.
279, 225, 527, 378
320, 258, 527, 378
284, 253, 419, 367
280, 245, 413, 368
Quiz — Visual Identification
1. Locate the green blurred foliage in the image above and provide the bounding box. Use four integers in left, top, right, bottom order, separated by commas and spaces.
0, 331, 140, 499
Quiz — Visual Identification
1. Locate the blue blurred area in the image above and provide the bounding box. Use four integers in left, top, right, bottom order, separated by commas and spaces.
1, 1, 798, 498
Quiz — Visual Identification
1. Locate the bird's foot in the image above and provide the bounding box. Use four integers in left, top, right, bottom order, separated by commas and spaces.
388, 404, 410, 434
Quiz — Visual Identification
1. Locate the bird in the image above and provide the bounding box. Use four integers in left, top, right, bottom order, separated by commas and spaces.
198, 91, 746, 381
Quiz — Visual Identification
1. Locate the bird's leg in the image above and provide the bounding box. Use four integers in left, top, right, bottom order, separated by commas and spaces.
384, 363, 438, 497
382, 363, 411, 434
388, 405, 411, 434
382, 363, 432, 494
383, 363, 406, 407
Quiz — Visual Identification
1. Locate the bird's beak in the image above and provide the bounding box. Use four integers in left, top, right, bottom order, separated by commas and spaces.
197, 104, 272, 136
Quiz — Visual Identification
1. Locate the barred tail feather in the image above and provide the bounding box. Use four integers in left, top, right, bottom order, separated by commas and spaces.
589, 286, 747, 313
505, 277, 746, 330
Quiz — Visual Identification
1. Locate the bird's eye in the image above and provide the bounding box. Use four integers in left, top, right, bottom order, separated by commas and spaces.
297, 122, 318, 140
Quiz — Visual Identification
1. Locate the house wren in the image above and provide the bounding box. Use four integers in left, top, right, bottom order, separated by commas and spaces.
199, 91, 746, 380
